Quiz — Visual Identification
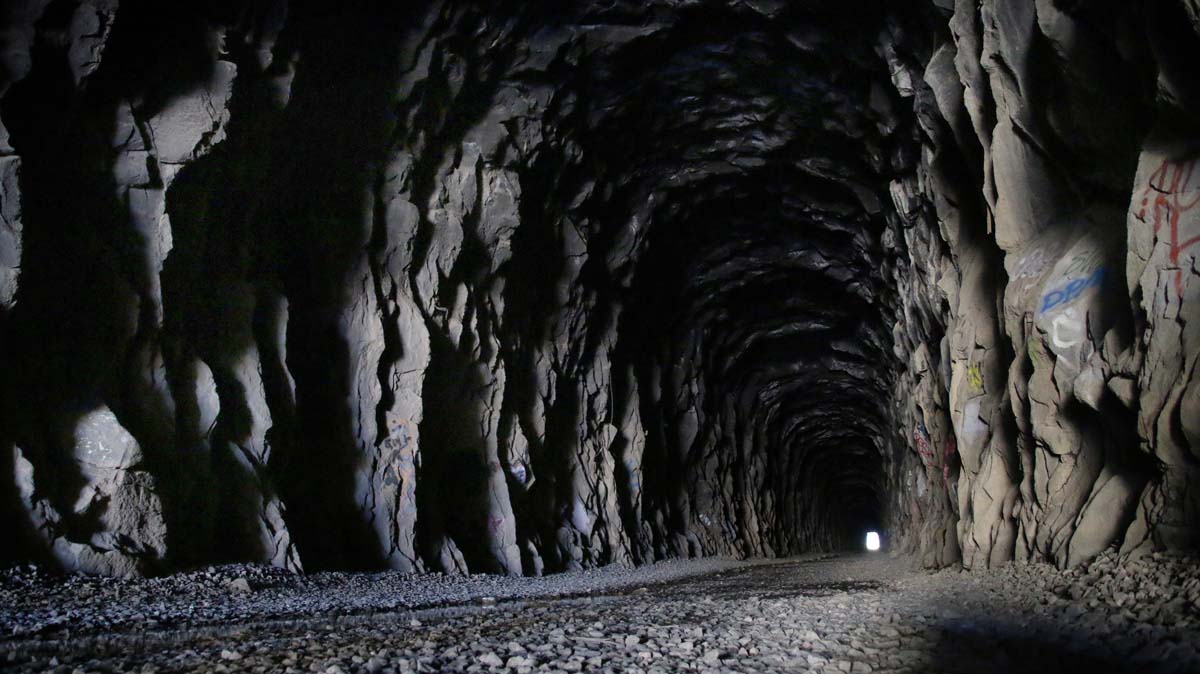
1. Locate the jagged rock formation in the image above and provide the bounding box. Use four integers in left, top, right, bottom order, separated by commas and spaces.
886, 0, 1200, 570
0, 0, 1196, 577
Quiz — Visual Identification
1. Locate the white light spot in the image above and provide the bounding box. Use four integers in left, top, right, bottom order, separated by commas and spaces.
865, 531, 881, 552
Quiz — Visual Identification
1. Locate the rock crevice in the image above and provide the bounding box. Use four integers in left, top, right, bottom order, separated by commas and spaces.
0, 0, 1197, 576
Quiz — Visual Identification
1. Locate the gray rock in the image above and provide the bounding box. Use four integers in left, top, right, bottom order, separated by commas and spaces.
0, 0, 1194, 594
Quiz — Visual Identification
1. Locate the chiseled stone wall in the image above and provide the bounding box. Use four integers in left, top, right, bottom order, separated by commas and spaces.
885, 0, 1200, 569
0, 0, 1196, 577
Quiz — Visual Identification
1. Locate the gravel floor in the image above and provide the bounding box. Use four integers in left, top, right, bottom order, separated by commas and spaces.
0, 556, 765, 639
2, 552, 1199, 673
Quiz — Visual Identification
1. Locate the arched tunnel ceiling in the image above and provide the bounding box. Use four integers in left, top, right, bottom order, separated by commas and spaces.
1, 0, 1199, 578
561, 0, 907, 550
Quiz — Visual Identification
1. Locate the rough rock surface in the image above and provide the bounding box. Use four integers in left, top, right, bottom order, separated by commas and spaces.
0, 1, 1198, 577
3, 554, 1199, 673
883, 0, 1200, 570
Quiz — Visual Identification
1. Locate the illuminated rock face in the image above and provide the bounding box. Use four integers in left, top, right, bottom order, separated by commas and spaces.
0, 1, 1196, 576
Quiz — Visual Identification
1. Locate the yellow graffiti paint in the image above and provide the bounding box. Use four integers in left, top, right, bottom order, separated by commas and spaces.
966, 364, 983, 392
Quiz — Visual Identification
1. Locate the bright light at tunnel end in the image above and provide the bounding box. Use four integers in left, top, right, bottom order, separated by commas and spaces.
865, 531, 881, 552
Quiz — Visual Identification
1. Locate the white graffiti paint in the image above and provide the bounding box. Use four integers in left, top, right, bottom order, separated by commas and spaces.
74, 407, 143, 470
1051, 308, 1085, 348
1033, 237, 1111, 369
1013, 248, 1048, 290
961, 397, 987, 440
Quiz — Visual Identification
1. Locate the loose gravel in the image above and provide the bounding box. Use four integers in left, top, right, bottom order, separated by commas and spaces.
0, 556, 766, 639
2, 551, 1199, 673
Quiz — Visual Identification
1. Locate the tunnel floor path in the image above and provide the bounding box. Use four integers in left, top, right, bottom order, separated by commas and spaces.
3, 553, 1199, 673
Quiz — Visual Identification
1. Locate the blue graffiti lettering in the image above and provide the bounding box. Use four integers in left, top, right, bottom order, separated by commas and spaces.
1040, 267, 1104, 313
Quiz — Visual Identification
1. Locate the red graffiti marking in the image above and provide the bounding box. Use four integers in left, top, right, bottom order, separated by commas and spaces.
913, 428, 933, 463
913, 423, 958, 500
1138, 158, 1200, 296
942, 438, 956, 485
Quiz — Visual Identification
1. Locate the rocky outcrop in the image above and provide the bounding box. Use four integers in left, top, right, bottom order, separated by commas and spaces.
0, 0, 1196, 577
886, 0, 1200, 569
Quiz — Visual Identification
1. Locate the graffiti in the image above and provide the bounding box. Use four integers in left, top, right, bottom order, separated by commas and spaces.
381, 417, 417, 511
699, 513, 712, 527
914, 420, 955, 493
1040, 267, 1105, 313
961, 398, 987, 441
1051, 308, 1084, 348
509, 462, 528, 484
1013, 248, 1047, 290
487, 515, 504, 533
913, 422, 933, 464
942, 438, 956, 484
1060, 248, 1104, 279
1027, 338, 1040, 366
966, 364, 983, 392
1137, 158, 1200, 297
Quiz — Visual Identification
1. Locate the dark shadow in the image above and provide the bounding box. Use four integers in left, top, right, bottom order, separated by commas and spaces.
263, 0, 420, 571
0, 0, 414, 573
162, 134, 284, 566
415, 329, 498, 572
501, 137, 591, 572
927, 615, 1191, 674
0, 0, 217, 571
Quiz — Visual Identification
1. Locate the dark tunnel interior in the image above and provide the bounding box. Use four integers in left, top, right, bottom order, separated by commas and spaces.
0, 0, 1198, 612
0, 0, 940, 575
3, 1, 1200, 672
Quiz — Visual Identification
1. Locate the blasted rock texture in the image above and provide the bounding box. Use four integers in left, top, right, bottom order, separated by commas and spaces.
0, 0, 1197, 577
885, 0, 1200, 568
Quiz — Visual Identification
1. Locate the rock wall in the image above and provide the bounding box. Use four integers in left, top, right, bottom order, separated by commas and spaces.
885, 0, 1200, 569
0, 0, 1196, 577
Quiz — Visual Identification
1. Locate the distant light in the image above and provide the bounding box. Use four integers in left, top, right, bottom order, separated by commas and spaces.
865, 531, 881, 552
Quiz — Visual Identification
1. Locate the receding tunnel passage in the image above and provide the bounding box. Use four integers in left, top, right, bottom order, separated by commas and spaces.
1, 1, 1200, 672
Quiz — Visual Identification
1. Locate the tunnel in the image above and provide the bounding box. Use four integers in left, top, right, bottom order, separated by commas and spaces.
1, 1, 1199, 672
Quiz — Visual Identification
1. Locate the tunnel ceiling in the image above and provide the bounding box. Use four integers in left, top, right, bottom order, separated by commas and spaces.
1, 0, 1199, 577
571, 1, 907, 551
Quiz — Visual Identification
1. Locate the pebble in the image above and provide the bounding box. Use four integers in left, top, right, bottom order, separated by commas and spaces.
2, 554, 1199, 673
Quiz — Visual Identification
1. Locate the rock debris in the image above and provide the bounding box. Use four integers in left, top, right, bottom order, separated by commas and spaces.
3, 554, 1200, 673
